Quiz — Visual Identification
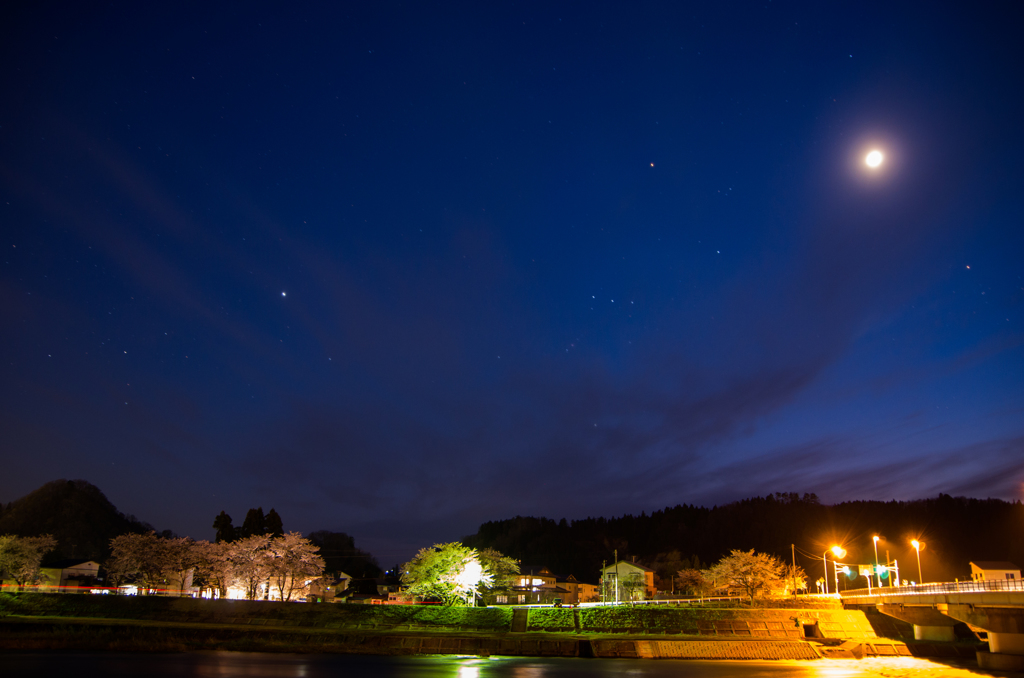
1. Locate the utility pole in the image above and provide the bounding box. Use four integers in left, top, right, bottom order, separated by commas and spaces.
601, 560, 606, 603
614, 549, 619, 604
791, 544, 797, 597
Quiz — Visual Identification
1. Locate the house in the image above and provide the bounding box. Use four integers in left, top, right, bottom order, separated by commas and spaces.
600, 560, 656, 601
970, 561, 1021, 582
516, 566, 557, 590
36, 560, 103, 592
501, 566, 567, 605
480, 566, 581, 605
557, 574, 600, 605
308, 572, 351, 602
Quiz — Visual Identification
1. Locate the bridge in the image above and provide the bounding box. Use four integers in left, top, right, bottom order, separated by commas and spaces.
840, 579, 1024, 671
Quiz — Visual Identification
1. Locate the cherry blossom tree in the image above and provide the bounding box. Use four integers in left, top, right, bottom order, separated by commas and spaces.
0, 534, 56, 588
268, 532, 325, 601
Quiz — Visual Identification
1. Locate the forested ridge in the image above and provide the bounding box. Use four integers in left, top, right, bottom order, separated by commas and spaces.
463, 493, 1024, 587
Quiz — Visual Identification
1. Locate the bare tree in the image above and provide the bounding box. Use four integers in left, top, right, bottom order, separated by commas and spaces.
621, 571, 647, 602
676, 568, 714, 598
783, 564, 808, 596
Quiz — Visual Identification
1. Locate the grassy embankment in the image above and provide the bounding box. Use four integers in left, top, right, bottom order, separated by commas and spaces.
0, 592, 842, 654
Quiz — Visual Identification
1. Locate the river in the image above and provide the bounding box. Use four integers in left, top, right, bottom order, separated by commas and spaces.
0, 653, 997, 677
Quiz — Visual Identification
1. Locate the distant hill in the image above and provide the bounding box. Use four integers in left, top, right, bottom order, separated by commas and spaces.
463, 493, 1024, 587
0, 479, 152, 564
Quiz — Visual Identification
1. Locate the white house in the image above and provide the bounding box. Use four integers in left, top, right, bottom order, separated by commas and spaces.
970, 561, 1021, 582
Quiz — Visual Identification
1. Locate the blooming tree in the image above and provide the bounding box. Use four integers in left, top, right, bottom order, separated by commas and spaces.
401, 542, 514, 606
107, 533, 170, 590
706, 549, 787, 603
0, 534, 56, 588
268, 532, 325, 602
227, 534, 273, 600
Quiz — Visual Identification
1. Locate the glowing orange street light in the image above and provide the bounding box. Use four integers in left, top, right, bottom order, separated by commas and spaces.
911, 540, 924, 584
823, 545, 846, 595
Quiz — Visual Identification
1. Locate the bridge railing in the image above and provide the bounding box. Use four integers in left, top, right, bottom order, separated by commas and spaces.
841, 578, 1024, 598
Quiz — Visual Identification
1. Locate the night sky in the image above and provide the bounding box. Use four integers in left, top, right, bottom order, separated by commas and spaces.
2, 2, 1022, 566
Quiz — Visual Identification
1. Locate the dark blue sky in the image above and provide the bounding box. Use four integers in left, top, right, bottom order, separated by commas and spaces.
2, 1, 1022, 565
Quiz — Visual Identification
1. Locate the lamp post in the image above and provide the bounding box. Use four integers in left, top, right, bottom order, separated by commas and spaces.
822, 546, 846, 596
822, 550, 829, 595
911, 540, 923, 584
872, 536, 881, 588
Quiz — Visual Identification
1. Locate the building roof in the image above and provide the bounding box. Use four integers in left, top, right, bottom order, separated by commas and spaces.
602, 560, 654, 573
519, 566, 555, 575
970, 561, 1020, 570
43, 559, 101, 570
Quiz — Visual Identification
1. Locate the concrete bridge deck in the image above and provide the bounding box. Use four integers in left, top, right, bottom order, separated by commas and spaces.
840, 579, 1024, 670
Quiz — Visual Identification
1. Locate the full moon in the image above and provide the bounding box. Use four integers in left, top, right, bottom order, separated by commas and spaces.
865, 150, 884, 168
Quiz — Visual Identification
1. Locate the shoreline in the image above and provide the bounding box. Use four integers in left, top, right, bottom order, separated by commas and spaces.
0, 616, 983, 662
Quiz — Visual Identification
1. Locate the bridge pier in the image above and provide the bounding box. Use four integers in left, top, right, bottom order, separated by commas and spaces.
876, 604, 959, 642
947, 604, 1024, 671
913, 624, 957, 642
978, 640, 1024, 671
988, 631, 1024, 654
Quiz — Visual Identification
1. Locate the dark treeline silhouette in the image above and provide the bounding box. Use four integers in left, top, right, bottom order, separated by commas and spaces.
211, 507, 285, 542
210, 511, 380, 576
0, 479, 153, 564
306, 530, 382, 578
463, 493, 1024, 587
1, 480, 382, 581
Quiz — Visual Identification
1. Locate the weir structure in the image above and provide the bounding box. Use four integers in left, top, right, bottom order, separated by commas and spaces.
841, 579, 1024, 671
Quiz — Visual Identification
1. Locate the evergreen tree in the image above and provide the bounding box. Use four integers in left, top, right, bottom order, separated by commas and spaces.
212, 511, 236, 543
264, 508, 284, 537
240, 507, 265, 539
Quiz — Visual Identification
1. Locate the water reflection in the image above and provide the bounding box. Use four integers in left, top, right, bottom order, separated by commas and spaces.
0, 653, 996, 678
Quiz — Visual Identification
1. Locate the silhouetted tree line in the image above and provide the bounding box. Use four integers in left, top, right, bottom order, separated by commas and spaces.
209, 509, 380, 577
305, 530, 382, 578
211, 507, 284, 542
463, 493, 1024, 586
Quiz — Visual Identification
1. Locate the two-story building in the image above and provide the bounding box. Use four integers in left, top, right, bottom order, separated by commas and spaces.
600, 560, 656, 601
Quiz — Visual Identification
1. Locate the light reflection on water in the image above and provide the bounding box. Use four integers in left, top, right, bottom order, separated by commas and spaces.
0, 653, 994, 678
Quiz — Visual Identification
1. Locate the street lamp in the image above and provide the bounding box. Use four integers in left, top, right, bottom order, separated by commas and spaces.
823, 546, 846, 595
911, 540, 924, 584
872, 536, 881, 588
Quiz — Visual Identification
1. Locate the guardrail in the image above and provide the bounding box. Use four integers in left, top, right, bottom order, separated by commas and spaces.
841, 578, 1024, 598
579, 596, 744, 608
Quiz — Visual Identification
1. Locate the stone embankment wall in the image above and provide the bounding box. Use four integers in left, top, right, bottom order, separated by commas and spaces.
526, 606, 877, 640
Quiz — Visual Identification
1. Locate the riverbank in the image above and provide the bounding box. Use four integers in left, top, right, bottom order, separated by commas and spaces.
0, 593, 985, 662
